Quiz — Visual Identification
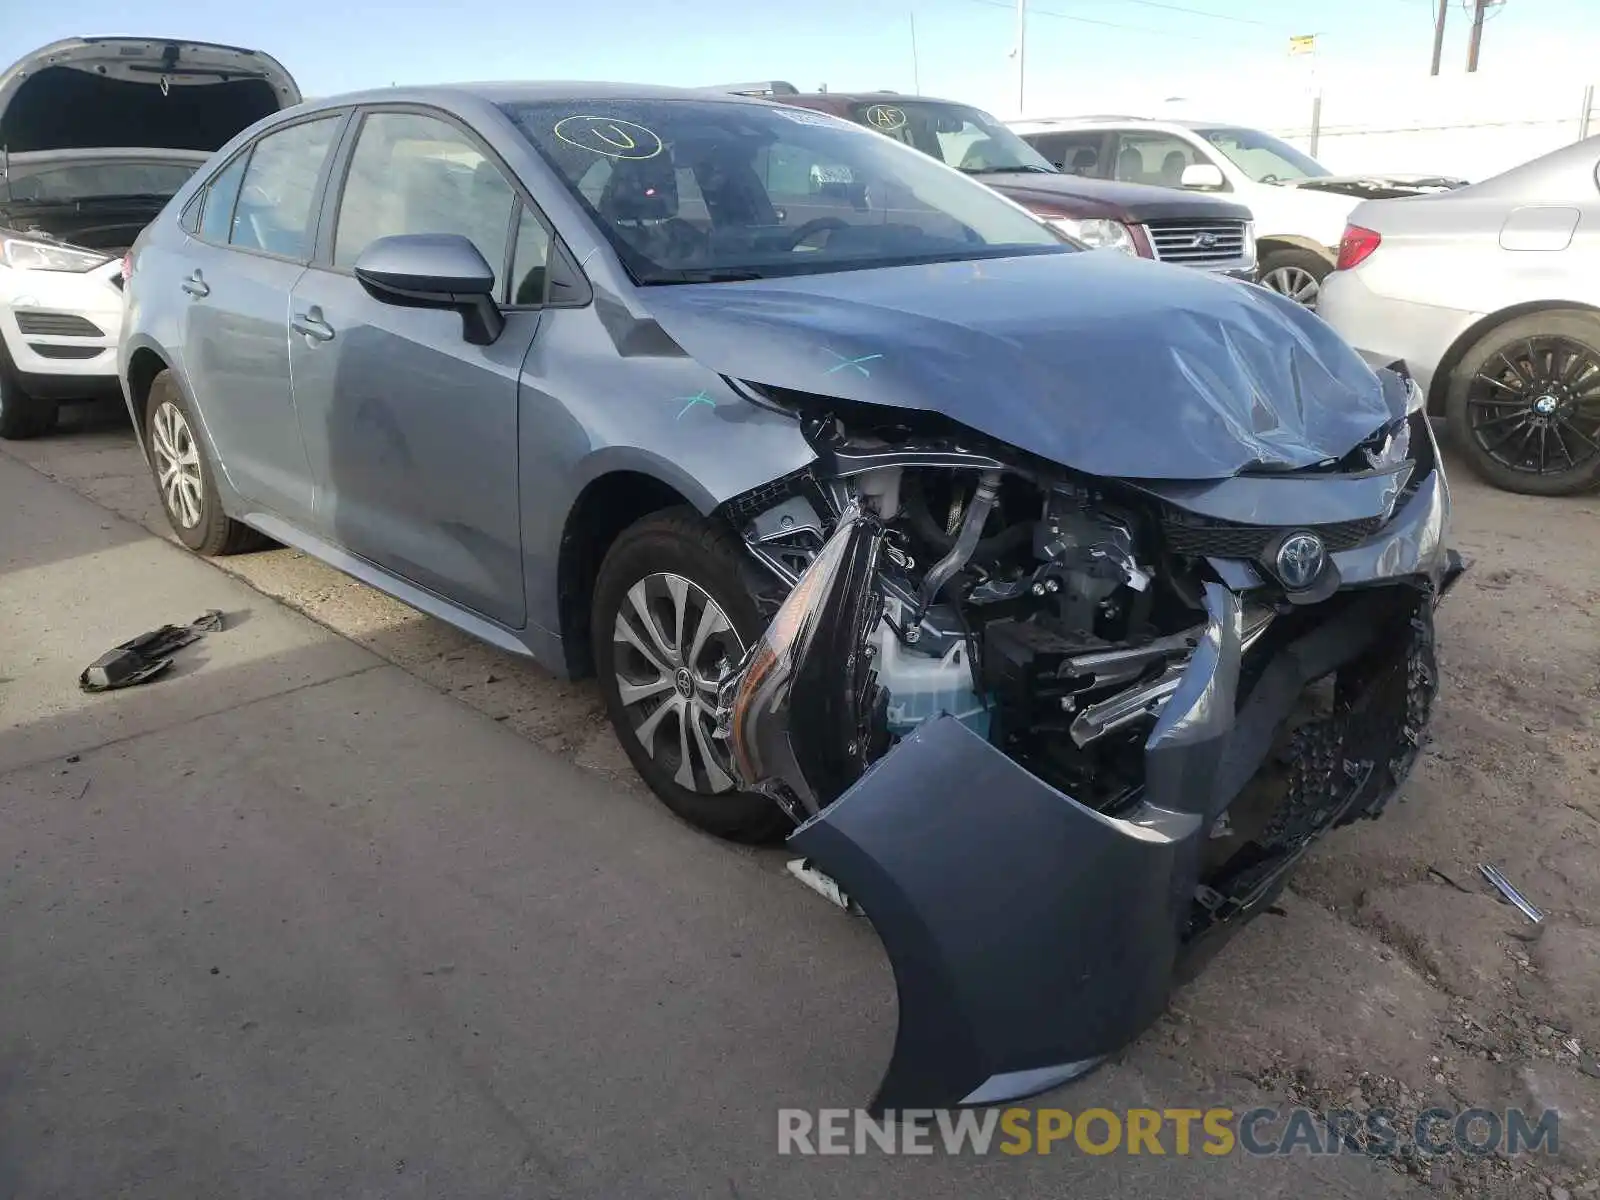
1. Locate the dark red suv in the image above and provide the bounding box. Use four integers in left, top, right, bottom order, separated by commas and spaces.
722, 84, 1257, 279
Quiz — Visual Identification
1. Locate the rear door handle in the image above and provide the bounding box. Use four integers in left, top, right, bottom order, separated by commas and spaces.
291, 308, 335, 343
181, 271, 209, 298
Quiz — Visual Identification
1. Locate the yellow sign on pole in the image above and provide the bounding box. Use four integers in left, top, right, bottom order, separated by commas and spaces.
1289, 34, 1316, 55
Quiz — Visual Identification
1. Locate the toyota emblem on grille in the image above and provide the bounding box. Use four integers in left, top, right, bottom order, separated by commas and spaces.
1275, 531, 1327, 590
1191, 231, 1219, 249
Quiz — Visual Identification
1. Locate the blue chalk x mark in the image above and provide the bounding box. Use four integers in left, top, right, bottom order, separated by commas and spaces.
674, 389, 715, 419
824, 350, 883, 378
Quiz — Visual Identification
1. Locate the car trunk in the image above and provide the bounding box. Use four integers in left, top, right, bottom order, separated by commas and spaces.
0, 37, 300, 155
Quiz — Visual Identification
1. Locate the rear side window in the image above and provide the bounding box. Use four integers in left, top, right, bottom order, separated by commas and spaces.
229, 117, 342, 258
197, 153, 249, 244
333, 110, 517, 296
1029, 132, 1106, 176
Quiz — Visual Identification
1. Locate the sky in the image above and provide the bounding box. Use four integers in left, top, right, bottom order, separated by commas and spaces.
2, 0, 1597, 120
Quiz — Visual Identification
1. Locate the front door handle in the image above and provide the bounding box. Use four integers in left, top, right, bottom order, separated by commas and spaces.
291, 308, 335, 343
181, 271, 209, 298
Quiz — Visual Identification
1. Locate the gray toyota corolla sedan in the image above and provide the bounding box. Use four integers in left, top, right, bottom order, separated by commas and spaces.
119, 82, 1464, 1111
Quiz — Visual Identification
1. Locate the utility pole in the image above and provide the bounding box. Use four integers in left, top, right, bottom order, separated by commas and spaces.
1016, 0, 1027, 115
1466, 0, 1492, 73
1429, 0, 1447, 75
910, 12, 921, 95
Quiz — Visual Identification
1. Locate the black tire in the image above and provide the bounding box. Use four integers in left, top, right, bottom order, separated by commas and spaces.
143, 370, 267, 555
0, 357, 60, 440
1445, 310, 1600, 496
592, 507, 792, 843
1258, 247, 1331, 310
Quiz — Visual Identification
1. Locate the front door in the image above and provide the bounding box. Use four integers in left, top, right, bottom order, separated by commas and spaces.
288, 108, 544, 629
179, 115, 343, 523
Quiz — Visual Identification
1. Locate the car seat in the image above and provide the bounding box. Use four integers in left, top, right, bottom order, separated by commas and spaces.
1116, 146, 1145, 183
1069, 147, 1097, 175
1160, 151, 1188, 186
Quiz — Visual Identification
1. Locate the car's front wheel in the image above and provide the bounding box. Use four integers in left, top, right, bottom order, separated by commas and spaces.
144, 370, 266, 554
592, 508, 792, 843
1445, 311, 1600, 496
0, 357, 59, 440
1258, 247, 1331, 310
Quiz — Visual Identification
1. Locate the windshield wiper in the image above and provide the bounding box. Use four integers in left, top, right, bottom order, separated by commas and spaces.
959, 164, 1056, 176
638, 268, 767, 285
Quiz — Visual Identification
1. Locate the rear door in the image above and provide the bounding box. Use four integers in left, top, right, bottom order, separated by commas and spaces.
287, 106, 541, 628
179, 113, 345, 522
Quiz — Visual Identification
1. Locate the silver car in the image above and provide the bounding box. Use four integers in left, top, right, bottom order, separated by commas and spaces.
119, 82, 1461, 1112
1320, 135, 1600, 495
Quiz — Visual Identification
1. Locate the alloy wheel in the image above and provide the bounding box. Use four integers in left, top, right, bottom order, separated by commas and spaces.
1261, 265, 1321, 309
1466, 336, 1600, 477
150, 400, 205, 528
612, 572, 747, 794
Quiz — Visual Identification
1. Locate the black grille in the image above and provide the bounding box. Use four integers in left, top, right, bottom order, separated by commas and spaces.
1161, 514, 1383, 559
27, 343, 104, 360
1144, 219, 1250, 267
14, 311, 104, 337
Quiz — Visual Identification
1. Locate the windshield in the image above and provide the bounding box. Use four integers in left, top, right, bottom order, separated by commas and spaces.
1195, 127, 1329, 183
3, 159, 203, 203
845, 99, 1057, 175
500, 98, 1068, 284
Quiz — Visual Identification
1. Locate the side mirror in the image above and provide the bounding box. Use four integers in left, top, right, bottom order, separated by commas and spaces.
1180, 163, 1225, 190
353, 233, 505, 346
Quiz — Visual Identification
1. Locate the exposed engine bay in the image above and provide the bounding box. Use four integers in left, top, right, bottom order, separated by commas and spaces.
712, 373, 1465, 1112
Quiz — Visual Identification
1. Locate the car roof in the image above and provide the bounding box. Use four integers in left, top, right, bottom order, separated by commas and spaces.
289, 80, 779, 113
1010, 117, 1236, 131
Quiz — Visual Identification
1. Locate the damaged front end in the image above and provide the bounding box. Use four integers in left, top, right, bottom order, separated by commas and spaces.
714, 376, 1465, 1112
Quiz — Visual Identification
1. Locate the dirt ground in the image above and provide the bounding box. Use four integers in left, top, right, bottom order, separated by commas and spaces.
7, 400, 1600, 1197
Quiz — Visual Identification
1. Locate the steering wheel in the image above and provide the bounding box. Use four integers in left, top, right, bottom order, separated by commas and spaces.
1259, 173, 1283, 185
787, 217, 850, 250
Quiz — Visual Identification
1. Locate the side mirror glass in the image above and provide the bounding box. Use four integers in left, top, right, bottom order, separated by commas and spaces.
1180, 163, 1225, 190
353, 233, 504, 345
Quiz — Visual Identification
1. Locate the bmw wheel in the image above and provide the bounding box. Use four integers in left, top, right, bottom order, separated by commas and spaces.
1446, 311, 1600, 496
143, 370, 266, 554
592, 508, 792, 842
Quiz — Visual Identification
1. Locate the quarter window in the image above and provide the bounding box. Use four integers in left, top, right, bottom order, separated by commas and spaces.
508, 205, 552, 305
333, 111, 517, 295
229, 117, 341, 257
197, 152, 249, 244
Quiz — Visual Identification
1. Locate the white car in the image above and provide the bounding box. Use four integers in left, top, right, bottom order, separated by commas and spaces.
1320, 135, 1600, 496
0, 37, 300, 439
1009, 116, 1462, 310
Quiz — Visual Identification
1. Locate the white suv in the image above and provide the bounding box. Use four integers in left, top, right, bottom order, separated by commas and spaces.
1008, 117, 1367, 310
0, 37, 300, 438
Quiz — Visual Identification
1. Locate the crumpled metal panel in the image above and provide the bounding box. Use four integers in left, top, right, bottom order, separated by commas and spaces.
641, 250, 1402, 480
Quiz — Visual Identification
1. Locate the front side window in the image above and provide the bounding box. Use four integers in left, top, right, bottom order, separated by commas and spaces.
229, 117, 341, 257
198, 153, 249, 244
333, 110, 517, 297
1196, 127, 1329, 183
1111, 133, 1205, 187
500, 99, 1067, 284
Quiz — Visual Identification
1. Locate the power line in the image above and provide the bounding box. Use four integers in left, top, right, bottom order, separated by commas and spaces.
960, 0, 1211, 42
1054, 0, 1269, 27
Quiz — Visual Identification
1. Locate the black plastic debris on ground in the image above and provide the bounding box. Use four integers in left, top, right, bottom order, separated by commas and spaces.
78, 610, 225, 693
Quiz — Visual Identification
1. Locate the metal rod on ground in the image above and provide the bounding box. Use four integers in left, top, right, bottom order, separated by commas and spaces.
1430, 0, 1447, 76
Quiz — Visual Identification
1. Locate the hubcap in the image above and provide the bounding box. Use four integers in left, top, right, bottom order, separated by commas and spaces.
1262, 265, 1321, 309
612, 573, 745, 794
150, 401, 205, 528
1467, 335, 1600, 476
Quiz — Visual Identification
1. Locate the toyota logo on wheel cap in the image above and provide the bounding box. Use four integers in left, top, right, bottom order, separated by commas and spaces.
1275, 531, 1327, 590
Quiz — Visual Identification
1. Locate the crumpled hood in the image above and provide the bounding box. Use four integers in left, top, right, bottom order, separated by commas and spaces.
640, 250, 1402, 480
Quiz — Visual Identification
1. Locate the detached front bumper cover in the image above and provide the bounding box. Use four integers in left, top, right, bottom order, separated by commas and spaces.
723, 499, 1460, 1112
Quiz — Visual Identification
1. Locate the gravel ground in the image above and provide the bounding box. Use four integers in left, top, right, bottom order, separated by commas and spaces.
8, 398, 1600, 1196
